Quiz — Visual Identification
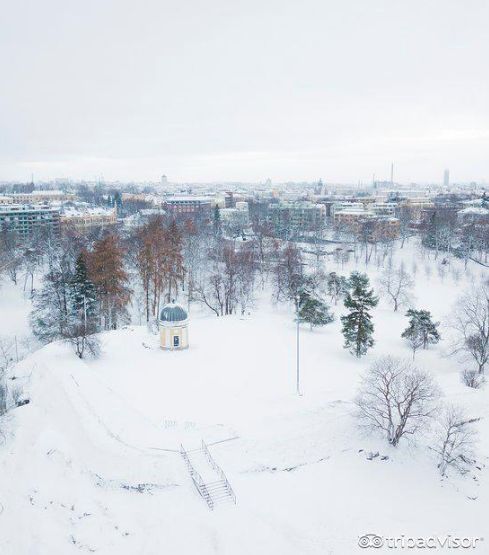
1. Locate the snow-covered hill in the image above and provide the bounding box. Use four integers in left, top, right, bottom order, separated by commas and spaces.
1, 245, 488, 554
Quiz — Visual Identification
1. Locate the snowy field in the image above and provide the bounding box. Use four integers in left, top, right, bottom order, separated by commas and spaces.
0, 240, 488, 554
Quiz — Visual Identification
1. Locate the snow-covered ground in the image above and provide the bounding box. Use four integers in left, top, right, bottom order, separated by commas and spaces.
0, 241, 488, 554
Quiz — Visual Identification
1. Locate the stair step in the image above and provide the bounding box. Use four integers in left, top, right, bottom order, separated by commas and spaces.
182, 442, 236, 510
206, 490, 227, 496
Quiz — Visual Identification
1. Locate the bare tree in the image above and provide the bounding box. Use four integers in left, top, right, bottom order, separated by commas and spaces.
0, 227, 22, 285
235, 245, 256, 315
0, 337, 16, 414
432, 404, 479, 476
461, 368, 485, 389
451, 284, 489, 374
181, 219, 209, 308
327, 272, 348, 305
378, 262, 414, 312
130, 217, 184, 321
273, 242, 304, 302
87, 233, 132, 330
193, 239, 256, 317
398, 205, 414, 248
356, 356, 439, 446
357, 218, 377, 265
251, 220, 274, 278
65, 323, 101, 359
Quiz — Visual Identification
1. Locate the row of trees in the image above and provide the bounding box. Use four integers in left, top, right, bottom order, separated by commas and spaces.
422, 208, 489, 265
269, 241, 443, 360
27, 215, 258, 356
3, 209, 488, 383
272, 241, 487, 386
31, 234, 131, 358
131, 217, 184, 322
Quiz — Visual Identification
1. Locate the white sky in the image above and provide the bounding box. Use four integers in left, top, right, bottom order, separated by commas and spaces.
1, 0, 488, 184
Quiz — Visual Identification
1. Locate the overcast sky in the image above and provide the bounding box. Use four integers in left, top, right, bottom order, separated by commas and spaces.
1, 0, 488, 184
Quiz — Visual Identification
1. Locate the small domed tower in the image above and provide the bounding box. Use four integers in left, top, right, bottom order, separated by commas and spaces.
159, 302, 189, 350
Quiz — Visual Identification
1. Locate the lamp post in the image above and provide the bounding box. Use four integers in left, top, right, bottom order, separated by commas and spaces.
295, 293, 301, 396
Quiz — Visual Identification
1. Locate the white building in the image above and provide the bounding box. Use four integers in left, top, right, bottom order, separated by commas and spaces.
159, 302, 189, 350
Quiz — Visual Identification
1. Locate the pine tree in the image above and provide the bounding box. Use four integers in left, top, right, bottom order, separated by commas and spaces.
213, 205, 221, 237
31, 249, 101, 359
113, 191, 123, 214
297, 290, 334, 330
482, 192, 489, 210
347, 271, 371, 292
341, 272, 378, 357
71, 252, 98, 319
402, 309, 440, 357
66, 258, 101, 359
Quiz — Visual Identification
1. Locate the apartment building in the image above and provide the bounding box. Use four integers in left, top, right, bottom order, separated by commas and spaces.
60, 206, 117, 228
267, 201, 325, 237
163, 196, 213, 222
8, 190, 74, 204
334, 209, 400, 240
0, 204, 61, 237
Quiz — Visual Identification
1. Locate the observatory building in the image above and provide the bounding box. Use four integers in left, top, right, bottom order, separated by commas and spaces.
159, 302, 189, 350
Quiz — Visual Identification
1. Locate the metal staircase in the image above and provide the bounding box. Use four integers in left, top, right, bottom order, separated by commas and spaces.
180, 440, 236, 510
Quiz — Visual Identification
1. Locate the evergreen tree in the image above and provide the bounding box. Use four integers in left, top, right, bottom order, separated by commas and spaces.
113, 191, 123, 214
402, 309, 440, 357
31, 250, 101, 358
65, 252, 100, 359
341, 272, 378, 357
213, 205, 222, 237
482, 192, 489, 210
297, 290, 334, 330
347, 271, 370, 292
70, 252, 98, 320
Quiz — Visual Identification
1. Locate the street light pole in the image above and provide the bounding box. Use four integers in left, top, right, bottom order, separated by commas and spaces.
296, 294, 301, 396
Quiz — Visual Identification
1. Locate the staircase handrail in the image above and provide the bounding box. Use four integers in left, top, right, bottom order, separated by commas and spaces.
180, 444, 214, 509
201, 440, 236, 504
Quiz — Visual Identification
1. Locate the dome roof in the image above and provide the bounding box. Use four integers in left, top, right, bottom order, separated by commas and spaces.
159, 302, 188, 323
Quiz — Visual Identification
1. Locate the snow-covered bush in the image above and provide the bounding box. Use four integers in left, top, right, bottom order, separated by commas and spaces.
461, 369, 485, 389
